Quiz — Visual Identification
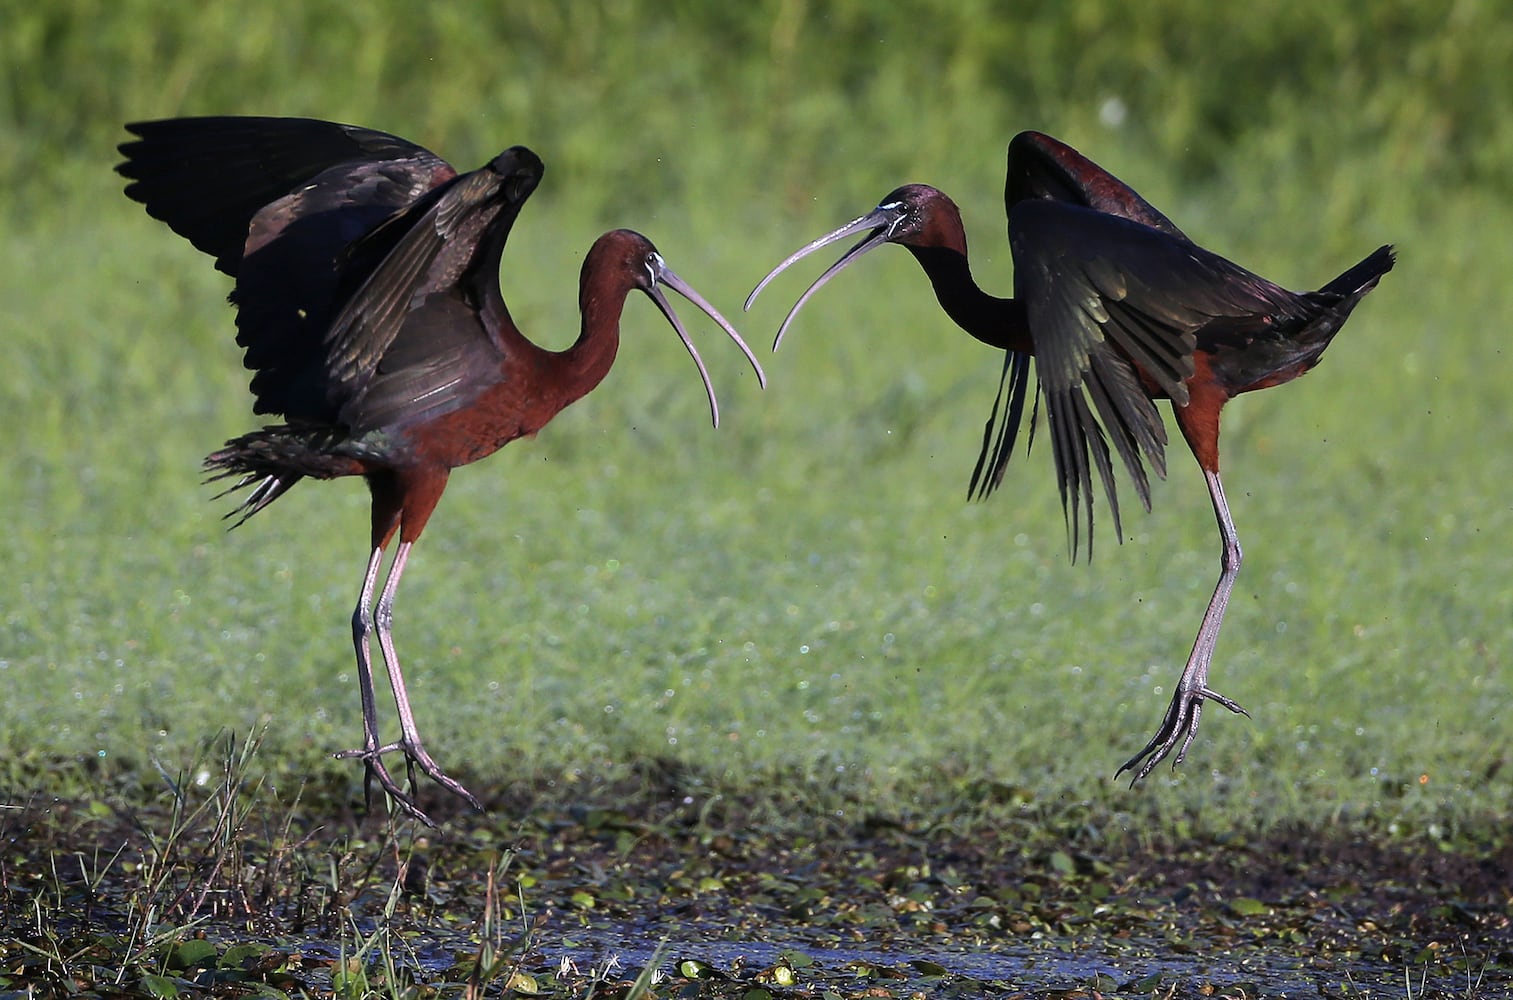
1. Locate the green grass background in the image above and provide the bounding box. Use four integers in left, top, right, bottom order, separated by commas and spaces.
3, 1, 1509, 837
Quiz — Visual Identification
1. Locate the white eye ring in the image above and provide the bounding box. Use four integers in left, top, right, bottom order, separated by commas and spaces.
645, 252, 664, 284
880, 203, 910, 238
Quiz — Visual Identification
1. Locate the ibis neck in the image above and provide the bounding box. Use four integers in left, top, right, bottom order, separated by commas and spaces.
906, 245, 1030, 353
555, 283, 626, 401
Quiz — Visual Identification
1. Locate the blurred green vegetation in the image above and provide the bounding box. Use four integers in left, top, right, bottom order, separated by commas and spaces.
4, 1, 1511, 222
1, 1, 1509, 836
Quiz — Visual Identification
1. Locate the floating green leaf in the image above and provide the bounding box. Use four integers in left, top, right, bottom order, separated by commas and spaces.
1229, 896, 1270, 917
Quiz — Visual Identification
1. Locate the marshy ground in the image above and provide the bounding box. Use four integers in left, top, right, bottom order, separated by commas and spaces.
5, 746, 1509, 999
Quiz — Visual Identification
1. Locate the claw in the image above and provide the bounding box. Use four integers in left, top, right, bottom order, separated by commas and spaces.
1117, 685, 1249, 785
1200, 687, 1250, 717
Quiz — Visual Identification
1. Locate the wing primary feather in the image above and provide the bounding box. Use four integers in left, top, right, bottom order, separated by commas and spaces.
1107, 301, 1193, 399
1048, 389, 1096, 562
1083, 355, 1152, 514
969, 350, 1033, 501
1073, 388, 1120, 553
968, 358, 1014, 500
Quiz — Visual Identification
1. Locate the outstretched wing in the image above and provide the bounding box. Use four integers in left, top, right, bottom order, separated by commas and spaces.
1009, 199, 1302, 559
118, 116, 461, 420
322, 147, 545, 435
1006, 130, 1189, 239
972, 130, 1195, 527
117, 116, 454, 276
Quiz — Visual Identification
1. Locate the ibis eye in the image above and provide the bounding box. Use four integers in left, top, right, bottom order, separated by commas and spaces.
874, 201, 911, 238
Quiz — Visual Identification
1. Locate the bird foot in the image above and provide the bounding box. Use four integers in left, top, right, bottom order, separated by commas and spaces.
1116, 683, 1249, 786
333, 739, 484, 827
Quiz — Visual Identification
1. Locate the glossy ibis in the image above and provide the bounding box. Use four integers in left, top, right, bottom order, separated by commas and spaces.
118, 116, 766, 824
747, 130, 1392, 782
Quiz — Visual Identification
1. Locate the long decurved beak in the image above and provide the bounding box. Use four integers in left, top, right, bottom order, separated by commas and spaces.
645, 258, 768, 428
744, 203, 907, 350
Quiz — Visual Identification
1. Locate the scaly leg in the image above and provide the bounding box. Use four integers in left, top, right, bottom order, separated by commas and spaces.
1118, 468, 1250, 783
371, 541, 483, 812
335, 545, 434, 822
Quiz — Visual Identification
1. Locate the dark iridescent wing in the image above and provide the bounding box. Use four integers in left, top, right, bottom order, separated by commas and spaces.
973, 131, 1195, 519
1006, 130, 1188, 239
333, 293, 503, 437
117, 116, 454, 276
1009, 199, 1303, 558
118, 116, 461, 420
324, 148, 545, 434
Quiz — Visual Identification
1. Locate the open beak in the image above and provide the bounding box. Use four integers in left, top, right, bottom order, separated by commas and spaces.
744, 202, 908, 350
644, 257, 768, 428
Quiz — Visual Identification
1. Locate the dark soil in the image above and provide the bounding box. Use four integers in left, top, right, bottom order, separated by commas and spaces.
3, 764, 1510, 999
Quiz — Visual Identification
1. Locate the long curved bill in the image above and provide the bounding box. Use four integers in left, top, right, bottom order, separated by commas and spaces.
645, 256, 768, 428
744, 203, 908, 350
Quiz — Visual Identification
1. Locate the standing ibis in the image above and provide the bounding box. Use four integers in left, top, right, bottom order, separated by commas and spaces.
119, 116, 765, 824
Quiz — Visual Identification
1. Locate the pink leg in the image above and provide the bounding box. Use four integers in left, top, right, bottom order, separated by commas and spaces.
335, 543, 480, 825
371, 541, 482, 811
1118, 468, 1250, 783
349, 546, 388, 757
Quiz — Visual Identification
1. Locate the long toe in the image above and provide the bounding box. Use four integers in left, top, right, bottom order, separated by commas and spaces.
1118, 690, 1198, 784
1121, 732, 1181, 784
332, 739, 407, 759
402, 740, 483, 812
366, 757, 438, 827
1120, 681, 1252, 784
1169, 698, 1205, 770
330, 739, 480, 819
1200, 687, 1249, 717
329, 745, 442, 826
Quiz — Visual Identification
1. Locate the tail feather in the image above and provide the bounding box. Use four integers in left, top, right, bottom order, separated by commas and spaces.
203, 424, 355, 527
205, 469, 301, 529
1319, 244, 1395, 299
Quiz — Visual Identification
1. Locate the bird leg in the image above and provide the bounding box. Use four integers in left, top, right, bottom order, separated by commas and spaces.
1118, 468, 1250, 783
335, 544, 429, 822
350, 546, 389, 757
334, 542, 481, 825
370, 541, 483, 813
